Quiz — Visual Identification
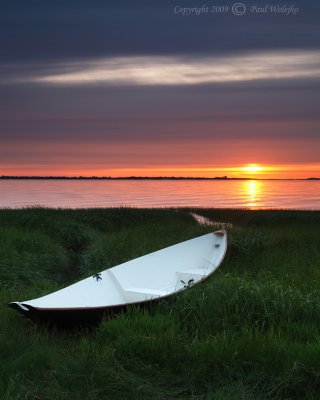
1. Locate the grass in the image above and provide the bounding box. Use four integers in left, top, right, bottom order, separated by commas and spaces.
0, 207, 320, 399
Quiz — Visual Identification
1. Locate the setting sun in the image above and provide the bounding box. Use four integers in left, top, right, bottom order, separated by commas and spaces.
241, 164, 264, 173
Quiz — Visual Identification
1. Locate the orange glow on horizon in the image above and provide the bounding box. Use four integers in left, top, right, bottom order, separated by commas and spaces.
2, 137, 320, 180
1, 163, 320, 179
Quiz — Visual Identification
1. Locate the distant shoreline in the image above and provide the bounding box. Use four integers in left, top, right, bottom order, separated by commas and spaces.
0, 176, 319, 181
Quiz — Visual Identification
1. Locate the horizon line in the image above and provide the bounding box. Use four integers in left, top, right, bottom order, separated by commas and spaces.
1, 175, 319, 181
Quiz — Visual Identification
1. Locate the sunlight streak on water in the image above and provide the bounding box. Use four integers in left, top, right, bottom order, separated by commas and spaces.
0, 179, 319, 209
247, 180, 258, 208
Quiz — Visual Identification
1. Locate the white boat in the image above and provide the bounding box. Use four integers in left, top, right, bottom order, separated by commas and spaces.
9, 230, 227, 326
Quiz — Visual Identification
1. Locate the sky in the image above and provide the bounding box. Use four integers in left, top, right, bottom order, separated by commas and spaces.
0, 0, 319, 178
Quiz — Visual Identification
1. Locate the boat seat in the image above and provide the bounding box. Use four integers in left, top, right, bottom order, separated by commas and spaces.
176, 269, 207, 282
177, 269, 207, 276
123, 287, 169, 302
124, 287, 168, 296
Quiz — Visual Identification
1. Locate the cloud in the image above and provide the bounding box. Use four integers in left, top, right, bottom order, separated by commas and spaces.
6, 50, 320, 87
1, 1, 319, 64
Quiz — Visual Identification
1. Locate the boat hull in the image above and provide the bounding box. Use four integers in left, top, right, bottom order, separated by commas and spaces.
10, 303, 123, 327
9, 296, 166, 328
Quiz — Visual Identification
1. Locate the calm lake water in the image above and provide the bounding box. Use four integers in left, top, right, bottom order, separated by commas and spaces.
0, 179, 319, 210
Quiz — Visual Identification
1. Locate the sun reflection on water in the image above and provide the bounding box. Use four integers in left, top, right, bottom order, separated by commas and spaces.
245, 180, 261, 208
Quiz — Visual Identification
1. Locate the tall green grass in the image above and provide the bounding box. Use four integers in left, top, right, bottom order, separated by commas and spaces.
1, 207, 320, 399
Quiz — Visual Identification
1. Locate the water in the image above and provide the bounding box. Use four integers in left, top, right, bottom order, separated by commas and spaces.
0, 179, 319, 209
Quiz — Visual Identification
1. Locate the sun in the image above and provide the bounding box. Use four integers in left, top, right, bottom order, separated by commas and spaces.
241, 164, 264, 173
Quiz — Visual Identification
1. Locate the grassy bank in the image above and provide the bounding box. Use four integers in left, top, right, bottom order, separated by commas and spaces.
1, 207, 320, 399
